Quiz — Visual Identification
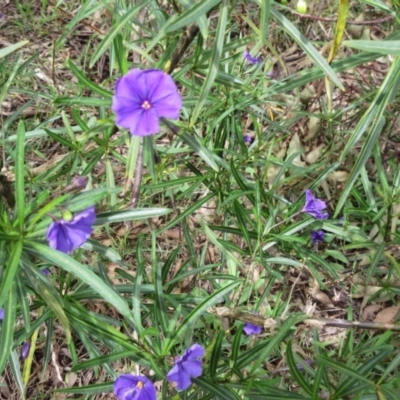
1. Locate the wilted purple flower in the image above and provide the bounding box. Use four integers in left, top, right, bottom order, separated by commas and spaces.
112, 69, 182, 137
0, 308, 4, 320
42, 268, 51, 276
243, 51, 261, 65
166, 343, 204, 391
303, 190, 329, 220
311, 230, 325, 244
243, 322, 262, 335
21, 342, 30, 360
46, 206, 96, 254
114, 374, 156, 400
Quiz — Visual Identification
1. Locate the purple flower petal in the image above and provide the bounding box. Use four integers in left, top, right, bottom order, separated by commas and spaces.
46, 206, 96, 254
114, 374, 156, 400
244, 51, 262, 65
302, 190, 329, 220
112, 69, 182, 137
166, 344, 205, 391
21, 342, 30, 360
310, 230, 325, 244
0, 308, 4, 320
243, 322, 262, 335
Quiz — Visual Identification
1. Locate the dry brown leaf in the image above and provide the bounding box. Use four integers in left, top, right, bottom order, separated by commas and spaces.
362, 304, 381, 321
374, 305, 400, 324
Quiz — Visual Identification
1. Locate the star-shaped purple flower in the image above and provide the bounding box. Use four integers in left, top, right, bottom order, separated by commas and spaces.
112, 69, 182, 137
166, 343, 205, 391
46, 206, 96, 254
302, 190, 329, 220
114, 374, 156, 400
243, 322, 262, 336
310, 230, 325, 244
243, 51, 262, 65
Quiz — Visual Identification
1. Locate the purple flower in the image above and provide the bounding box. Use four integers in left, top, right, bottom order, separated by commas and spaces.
166, 343, 205, 391
21, 342, 30, 360
46, 206, 96, 254
302, 190, 329, 220
243, 135, 252, 144
310, 230, 324, 244
114, 374, 156, 400
42, 269, 51, 276
0, 308, 4, 320
243, 51, 261, 65
243, 322, 262, 335
112, 69, 182, 137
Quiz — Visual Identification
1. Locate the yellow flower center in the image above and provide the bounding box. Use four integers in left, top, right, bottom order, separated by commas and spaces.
136, 381, 144, 389
142, 100, 151, 110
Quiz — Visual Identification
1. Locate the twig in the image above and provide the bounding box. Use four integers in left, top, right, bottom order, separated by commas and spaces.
293, 13, 394, 26
210, 307, 400, 332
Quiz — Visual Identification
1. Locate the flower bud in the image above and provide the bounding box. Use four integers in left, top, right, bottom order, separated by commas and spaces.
21, 342, 30, 360
297, 0, 307, 14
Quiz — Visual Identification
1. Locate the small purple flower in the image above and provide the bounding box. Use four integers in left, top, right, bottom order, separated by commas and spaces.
0, 308, 4, 320
114, 374, 156, 400
243, 135, 252, 144
311, 230, 325, 244
112, 69, 182, 137
243, 322, 262, 336
21, 342, 30, 360
166, 343, 204, 391
243, 51, 262, 65
42, 269, 51, 276
302, 190, 329, 220
46, 206, 96, 254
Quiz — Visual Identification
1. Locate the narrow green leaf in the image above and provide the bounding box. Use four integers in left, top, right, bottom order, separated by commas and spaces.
54, 382, 113, 395
68, 60, 112, 98
343, 40, 400, 55
190, 0, 228, 125
0, 281, 17, 375
249, 314, 305, 372
179, 131, 219, 171
165, 0, 220, 33
54, 97, 111, 107
9, 350, 25, 397
328, 0, 348, 63
90, 1, 151, 68
15, 121, 25, 229
287, 341, 313, 396
152, 232, 168, 335
95, 208, 172, 225
0, 241, 22, 309
209, 330, 224, 377
0, 40, 29, 59
158, 192, 214, 234
172, 280, 241, 343
25, 242, 131, 318
194, 377, 240, 400
260, 0, 272, 46
270, 7, 344, 90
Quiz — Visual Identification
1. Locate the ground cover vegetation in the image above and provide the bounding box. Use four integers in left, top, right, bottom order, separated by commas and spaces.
1, 0, 400, 399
